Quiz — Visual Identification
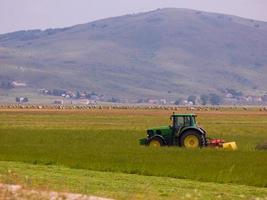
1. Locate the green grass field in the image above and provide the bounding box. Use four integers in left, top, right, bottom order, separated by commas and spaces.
0, 108, 267, 199
1, 161, 267, 200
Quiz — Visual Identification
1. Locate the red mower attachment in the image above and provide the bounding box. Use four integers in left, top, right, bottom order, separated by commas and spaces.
207, 138, 237, 150
207, 138, 225, 148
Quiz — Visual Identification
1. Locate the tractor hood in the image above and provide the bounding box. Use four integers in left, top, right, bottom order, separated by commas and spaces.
147, 125, 170, 131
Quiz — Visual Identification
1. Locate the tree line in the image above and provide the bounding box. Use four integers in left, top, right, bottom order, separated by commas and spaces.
175, 93, 223, 105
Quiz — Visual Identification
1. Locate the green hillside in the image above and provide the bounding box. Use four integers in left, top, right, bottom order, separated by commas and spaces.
0, 8, 267, 102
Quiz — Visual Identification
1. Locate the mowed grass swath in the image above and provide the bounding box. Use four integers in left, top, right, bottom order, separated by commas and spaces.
1, 161, 267, 200
0, 109, 267, 187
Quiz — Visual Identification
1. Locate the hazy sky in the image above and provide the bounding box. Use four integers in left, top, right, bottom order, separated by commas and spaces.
1, 0, 267, 34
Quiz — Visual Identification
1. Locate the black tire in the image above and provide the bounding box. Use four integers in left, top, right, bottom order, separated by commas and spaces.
148, 137, 164, 147
180, 130, 205, 148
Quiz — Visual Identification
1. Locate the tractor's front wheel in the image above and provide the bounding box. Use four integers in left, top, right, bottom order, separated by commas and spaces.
148, 138, 163, 147
180, 131, 205, 148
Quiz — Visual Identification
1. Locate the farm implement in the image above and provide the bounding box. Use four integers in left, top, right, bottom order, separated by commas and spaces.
139, 113, 237, 150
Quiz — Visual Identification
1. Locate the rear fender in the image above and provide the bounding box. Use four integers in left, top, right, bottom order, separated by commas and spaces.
180, 127, 204, 135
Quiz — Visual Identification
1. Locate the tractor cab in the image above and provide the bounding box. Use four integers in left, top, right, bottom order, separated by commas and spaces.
171, 114, 197, 134
139, 113, 207, 148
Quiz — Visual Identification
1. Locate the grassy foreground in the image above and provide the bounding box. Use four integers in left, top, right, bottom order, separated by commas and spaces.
0, 161, 267, 200
0, 108, 267, 198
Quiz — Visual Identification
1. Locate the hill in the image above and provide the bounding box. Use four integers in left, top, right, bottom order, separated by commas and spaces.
0, 8, 267, 102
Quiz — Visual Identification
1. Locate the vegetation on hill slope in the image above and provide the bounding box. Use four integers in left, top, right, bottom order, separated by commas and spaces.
0, 8, 267, 101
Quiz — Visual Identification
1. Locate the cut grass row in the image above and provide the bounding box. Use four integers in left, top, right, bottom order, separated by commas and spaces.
0, 109, 266, 187
0, 128, 266, 187
0, 161, 267, 200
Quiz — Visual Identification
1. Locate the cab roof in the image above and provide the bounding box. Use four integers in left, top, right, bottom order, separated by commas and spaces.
172, 113, 196, 117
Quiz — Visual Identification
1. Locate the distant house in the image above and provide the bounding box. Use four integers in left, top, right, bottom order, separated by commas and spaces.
11, 81, 26, 87
39, 89, 49, 94
147, 99, 159, 104
246, 96, 262, 103
79, 99, 97, 105
79, 92, 87, 99
79, 99, 90, 105
15, 97, 29, 103
53, 100, 64, 105
89, 95, 100, 101
147, 99, 167, 105
159, 99, 167, 105
225, 93, 234, 98
181, 100, 193, 106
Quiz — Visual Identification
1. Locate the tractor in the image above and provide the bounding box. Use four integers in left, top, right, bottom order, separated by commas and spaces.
139, 113, 237, 149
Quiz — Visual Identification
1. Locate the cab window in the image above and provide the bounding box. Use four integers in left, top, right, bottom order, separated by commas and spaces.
177, 117, 184, 126
184, 116, 191, 126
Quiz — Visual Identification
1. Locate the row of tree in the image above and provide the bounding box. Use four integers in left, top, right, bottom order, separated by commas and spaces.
175, 93, 223, 105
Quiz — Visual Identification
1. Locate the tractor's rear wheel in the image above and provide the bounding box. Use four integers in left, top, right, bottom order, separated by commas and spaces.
148, 138, 163, 147
180, 131, 205, 148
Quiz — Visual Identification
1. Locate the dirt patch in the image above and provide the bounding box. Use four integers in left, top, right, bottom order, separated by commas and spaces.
0, 183, 112, 200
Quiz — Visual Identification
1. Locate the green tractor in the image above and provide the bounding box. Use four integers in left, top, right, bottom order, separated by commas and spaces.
139, 113, 237, 149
